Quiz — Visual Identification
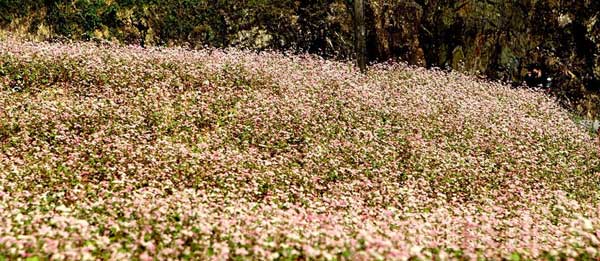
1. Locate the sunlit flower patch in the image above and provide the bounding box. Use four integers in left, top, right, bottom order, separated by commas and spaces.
1, 36, 599, 260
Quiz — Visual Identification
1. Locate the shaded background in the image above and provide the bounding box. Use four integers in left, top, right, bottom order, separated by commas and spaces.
1, 0, 598, 117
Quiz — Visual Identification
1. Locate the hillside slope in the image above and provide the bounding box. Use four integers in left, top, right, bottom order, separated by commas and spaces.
1, 0, 599, 117
1, 38, 600, 259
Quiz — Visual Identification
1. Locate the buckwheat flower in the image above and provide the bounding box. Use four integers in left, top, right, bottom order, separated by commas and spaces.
145, 241, 156, 253
43, 238, 60, 253
140, 251, 153, 261
582, 218, 594, 231
303, 245, 321, 257
235, 247, 249, 256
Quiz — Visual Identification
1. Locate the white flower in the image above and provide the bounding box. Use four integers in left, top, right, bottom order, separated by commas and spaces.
582, 218, 594, 231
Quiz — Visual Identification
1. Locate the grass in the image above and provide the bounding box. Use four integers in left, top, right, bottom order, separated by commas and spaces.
0, 36, 599, 260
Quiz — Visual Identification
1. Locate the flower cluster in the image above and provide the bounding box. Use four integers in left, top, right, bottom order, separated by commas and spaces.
1, 36, 599, 260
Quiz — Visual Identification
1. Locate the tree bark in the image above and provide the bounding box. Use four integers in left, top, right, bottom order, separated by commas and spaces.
354, 0, 367, 73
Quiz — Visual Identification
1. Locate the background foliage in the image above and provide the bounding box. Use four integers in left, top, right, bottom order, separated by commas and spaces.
0, 0, 598, 116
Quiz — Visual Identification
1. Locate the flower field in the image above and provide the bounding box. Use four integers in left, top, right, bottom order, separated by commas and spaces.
1, 36, 600, 260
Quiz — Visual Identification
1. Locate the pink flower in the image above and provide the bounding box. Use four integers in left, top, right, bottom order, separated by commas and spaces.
140, 251, 153, 261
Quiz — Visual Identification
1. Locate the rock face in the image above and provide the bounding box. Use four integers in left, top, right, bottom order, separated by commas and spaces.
405, 0, 600, 118
1, 0, 598, 116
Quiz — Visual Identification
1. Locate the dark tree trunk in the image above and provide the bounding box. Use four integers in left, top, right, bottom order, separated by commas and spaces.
354, 0, 367, 73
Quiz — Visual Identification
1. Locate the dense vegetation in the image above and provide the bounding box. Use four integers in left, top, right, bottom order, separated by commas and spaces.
1, 36, 600, 259
1, 0, 599, 117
